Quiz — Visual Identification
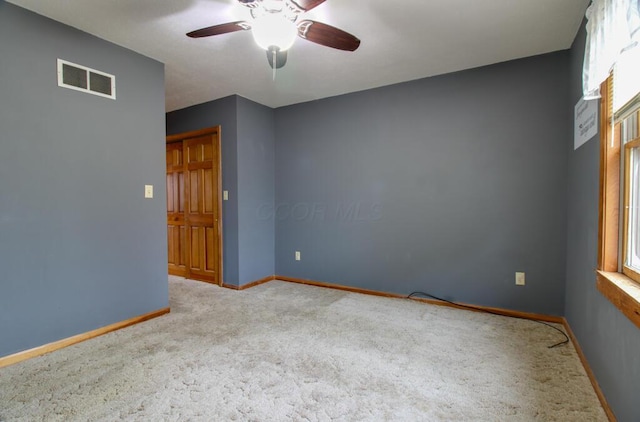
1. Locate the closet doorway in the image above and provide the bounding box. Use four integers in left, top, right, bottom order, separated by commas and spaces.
166, 126, 222, 285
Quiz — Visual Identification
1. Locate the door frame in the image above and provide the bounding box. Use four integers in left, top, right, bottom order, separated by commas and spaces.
166, 126, 223, 286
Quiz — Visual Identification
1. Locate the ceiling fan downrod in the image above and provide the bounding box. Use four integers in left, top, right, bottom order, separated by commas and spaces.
272, 48, 277, 80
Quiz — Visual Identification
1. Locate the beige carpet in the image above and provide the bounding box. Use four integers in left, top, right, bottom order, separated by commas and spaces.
0, 276, 606, 421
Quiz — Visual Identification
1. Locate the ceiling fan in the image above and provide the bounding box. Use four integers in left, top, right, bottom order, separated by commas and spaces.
186, 0, 361, 70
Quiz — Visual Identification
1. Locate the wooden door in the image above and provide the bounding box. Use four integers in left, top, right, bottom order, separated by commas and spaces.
184, 134, 220, 282
166, 142, 186, 276
166, 127, 222, 285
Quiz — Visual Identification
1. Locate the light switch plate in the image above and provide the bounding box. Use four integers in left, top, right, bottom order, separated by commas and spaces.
223, 190, 229, 201
144, 185, 153, 199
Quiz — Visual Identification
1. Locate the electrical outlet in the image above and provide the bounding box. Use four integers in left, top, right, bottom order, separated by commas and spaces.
515, 272, 525, 286
295, 251, 301, 261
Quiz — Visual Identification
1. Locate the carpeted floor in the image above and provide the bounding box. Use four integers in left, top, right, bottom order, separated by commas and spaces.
0, 276, 607, 421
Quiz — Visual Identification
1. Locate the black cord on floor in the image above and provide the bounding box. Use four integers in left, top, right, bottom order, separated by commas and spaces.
407, 291, 569, 349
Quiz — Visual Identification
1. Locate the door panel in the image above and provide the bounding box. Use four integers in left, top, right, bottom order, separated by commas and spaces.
204, 168, 215, 213
190, 226, 201, 270
167, 142, 186, 276
167, 225, 186, 271
206, 227, 217, 272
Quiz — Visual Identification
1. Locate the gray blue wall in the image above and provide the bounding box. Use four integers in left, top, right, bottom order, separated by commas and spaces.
166, 95, 276, 286
165, 96, 241, 285
565, 21, 640, 422
0, 2, 167, 357
275, 52, 570, 316
237, 97, 275, 285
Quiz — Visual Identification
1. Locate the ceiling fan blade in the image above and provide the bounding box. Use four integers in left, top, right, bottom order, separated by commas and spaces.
297, 20, 360, 51
187, 21, 250, 38
266, 48, 288, 69
290, 0, 327, 12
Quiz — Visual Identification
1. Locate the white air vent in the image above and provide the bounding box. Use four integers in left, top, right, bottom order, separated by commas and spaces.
57, 59, 116, 100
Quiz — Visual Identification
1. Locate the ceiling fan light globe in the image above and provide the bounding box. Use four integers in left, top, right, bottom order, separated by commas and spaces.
261, 0, 284, 13
252, 14, 297, 51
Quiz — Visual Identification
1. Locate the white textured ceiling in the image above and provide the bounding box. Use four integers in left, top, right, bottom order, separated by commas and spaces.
7, 0, 589, 111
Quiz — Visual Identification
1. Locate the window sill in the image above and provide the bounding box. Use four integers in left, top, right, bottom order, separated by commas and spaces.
596, 270, 640, 329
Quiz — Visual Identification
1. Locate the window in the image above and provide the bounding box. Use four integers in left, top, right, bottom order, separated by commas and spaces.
622, 113, 640, 280
597, 72, 640, 329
